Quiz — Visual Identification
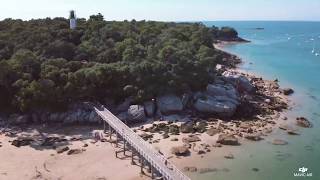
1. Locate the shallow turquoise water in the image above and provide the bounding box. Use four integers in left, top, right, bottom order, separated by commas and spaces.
195, 21, 320, 180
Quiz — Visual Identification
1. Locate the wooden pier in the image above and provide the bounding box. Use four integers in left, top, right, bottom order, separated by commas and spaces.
94, 106, 190, 180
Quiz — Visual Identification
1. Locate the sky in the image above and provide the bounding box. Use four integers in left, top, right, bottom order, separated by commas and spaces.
0, 0, 319, 21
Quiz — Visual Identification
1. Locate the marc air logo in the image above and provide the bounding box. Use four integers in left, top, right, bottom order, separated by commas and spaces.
294, 167, 312, 177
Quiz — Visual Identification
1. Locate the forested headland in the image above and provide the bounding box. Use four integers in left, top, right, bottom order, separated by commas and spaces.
0, 13, 241, 113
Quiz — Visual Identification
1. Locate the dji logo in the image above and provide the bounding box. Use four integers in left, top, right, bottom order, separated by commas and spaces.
299, 167, 308, 173
294, 166, 312, 177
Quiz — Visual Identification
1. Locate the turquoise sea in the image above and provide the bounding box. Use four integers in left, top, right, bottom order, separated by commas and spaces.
196, 21, 320, 180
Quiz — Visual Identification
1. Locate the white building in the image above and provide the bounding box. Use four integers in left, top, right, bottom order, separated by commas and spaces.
69, 10, 77, 29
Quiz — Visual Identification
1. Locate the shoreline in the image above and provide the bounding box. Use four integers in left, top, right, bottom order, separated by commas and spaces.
0, 41, 304, 180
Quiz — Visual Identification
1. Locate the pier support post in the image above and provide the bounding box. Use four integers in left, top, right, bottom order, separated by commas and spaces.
140, 157, 144, 174
147, 163, 151, 173
109, 126, 112, 140
115, 133, 118, 147
131, 150, 135, 165
123, 140, 126, 156
103, 121, 106, 133
151, 166, 155, 179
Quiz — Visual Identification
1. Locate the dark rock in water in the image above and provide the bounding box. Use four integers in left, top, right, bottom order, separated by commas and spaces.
275, 152, 292, 161
252, 168, 259, 172
198, 168, 218, 174
272, 139, 288, 145
56, 146, 69, 153
188, 166, 198, 172
224, 153, 234, 159
283, 88, 294, 95
287, 130, 300, 135
206, 128, 220, 136
304, 145, 314, 151
171, 146, 190, 156
11, 138, 33, 147
245, 134, 263, 141
296, 117, 312, 128
180, 122, 194, 133
183, 166, 198, 172
279, 124, 290, 130
217, 134, 239, 145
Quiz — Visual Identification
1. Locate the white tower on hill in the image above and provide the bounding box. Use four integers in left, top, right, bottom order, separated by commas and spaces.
69, 10, 77, 29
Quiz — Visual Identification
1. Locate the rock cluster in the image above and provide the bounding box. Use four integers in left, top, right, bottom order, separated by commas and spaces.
171, 146, 190, 156
296, 117, 312, 128
216, 134, 239, 145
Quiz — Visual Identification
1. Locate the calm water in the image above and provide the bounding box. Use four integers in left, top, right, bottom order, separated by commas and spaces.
192, 21, 320, 180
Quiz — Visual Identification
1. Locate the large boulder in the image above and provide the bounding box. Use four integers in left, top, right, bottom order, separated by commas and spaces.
283, 88, 294, 95
171, 146, 190, 156
194, 95, 239, 117
216, 134, 239, 145
116, 97, 133, 112
127, 105, 146, 122
144, 101, 156, 117
222, 72, 254, 93
157, 94, 183, 115
207, 84, 239, 100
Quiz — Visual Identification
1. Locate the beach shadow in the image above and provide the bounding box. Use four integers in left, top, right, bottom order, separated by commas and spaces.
1, 123, 103, 151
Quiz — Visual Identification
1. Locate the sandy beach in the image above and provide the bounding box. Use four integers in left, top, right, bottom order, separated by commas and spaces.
0, 125, 150, 180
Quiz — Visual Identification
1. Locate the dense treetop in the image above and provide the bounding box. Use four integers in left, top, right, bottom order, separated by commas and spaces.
0, 14, 239, 112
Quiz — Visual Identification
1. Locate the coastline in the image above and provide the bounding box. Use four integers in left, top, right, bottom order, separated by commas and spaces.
0, 41, 304, 180
131, 42, 297, 178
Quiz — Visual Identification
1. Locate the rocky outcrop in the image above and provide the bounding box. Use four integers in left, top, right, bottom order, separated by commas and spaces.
207, 84, 239, 100
127, 105, 146, 122
216, 134, 239, 145
194, 94, 239, 117
157, 94, 183, 115
282, 88, 294, 95
222, 71, 255, 93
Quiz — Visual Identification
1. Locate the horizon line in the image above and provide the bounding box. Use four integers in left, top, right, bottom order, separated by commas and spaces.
1, 17, 319, 23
